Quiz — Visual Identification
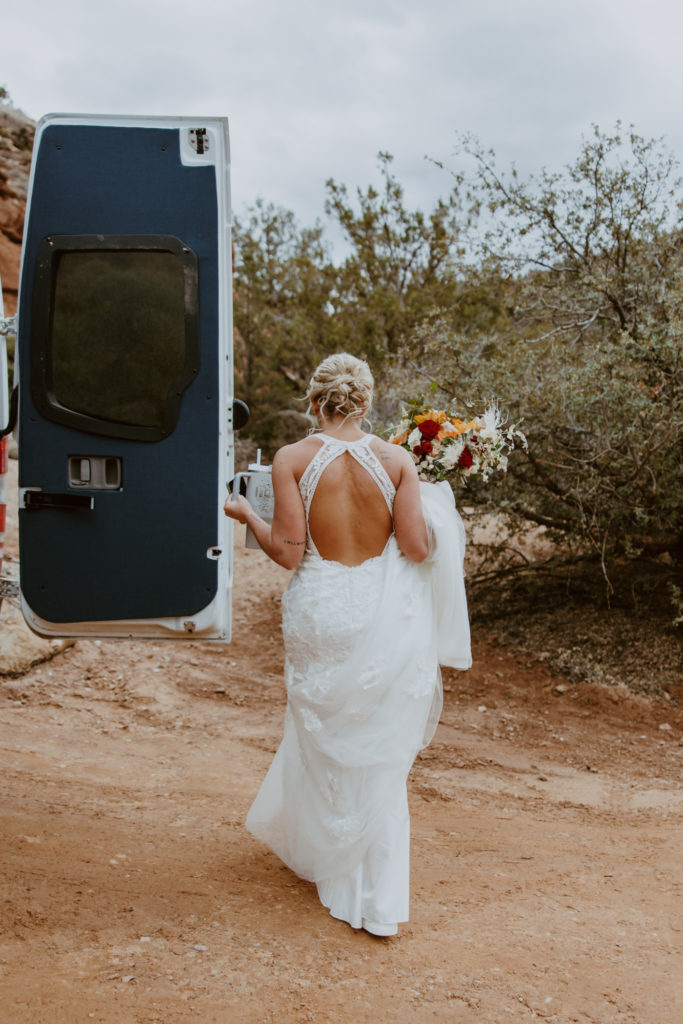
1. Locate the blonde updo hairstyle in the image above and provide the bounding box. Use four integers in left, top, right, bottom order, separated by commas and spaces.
306, 353, 374, 424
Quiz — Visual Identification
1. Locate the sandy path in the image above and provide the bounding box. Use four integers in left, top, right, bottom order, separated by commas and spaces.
0, 460, 681, 1023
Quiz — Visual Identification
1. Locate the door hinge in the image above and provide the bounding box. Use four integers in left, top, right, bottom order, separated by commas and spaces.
188, 128, 209, 155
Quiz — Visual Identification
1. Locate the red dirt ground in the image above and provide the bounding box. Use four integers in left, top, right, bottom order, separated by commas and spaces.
1, 457, 681, 1023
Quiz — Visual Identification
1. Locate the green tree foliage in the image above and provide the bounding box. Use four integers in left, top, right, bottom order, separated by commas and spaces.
325, 152, 464, 359
392, 126, 682, 590
232, 199, 339, 446
232, 156, 477, 444
461, 123, 681, 345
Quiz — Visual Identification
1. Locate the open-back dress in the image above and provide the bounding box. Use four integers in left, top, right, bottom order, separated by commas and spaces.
246, 433, 471, 929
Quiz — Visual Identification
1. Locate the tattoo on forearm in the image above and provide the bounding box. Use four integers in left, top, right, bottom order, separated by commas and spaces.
284, 539, 305, 546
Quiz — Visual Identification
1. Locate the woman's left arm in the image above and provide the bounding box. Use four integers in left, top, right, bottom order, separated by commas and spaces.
223, 447, 307, 569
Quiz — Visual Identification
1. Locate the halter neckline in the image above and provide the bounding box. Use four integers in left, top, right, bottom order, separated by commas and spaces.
317, 432, 373, 446
299, 433, 396, 558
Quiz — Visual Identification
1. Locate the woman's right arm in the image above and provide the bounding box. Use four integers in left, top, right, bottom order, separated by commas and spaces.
391, 448, 429, 563
223, 446, 307, 570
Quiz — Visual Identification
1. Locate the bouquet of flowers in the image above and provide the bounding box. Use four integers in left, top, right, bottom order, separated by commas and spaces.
387, 400, 527, 485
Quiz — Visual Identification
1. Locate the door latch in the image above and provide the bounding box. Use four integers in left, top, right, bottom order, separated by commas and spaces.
68, 456, 122, 489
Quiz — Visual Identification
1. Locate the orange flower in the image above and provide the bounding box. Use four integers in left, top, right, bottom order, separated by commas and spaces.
415, 409, 446, 425
390, 430, 409, 445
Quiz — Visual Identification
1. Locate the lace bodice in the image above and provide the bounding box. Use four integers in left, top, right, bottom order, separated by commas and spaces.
298, 434, 396, 556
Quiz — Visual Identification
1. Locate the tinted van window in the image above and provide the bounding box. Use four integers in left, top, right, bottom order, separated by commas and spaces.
51, 251, 186, 428
31, 235, 199, 441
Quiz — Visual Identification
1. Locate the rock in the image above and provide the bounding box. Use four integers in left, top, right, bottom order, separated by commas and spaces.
658, 723, 672, 731
554, 683, 569, 695
0, 603, 74, 676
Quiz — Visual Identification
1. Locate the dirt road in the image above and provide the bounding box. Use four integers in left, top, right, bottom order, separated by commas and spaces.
1, 461, 681, 1023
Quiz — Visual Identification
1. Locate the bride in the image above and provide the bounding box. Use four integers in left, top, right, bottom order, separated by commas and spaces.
224, 353, 470, 937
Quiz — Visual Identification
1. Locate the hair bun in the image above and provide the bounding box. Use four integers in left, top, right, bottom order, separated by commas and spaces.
306, 353, 374, 421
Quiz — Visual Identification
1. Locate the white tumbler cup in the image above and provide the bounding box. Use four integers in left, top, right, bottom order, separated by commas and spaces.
233, 462, 274, 548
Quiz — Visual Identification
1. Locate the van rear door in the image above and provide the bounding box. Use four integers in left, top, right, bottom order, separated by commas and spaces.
17, 114, 236, 640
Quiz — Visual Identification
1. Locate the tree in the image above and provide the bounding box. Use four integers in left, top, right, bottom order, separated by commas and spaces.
392, 126, 683, 594
232, 200, 339, 447
324, 153, 466, 361
458, 123, 682, 348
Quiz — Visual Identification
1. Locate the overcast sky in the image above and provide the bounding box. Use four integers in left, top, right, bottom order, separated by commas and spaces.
4, 0, 683, 237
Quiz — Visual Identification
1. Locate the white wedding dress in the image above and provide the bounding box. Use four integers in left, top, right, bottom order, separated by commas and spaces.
246, 434, 471, 929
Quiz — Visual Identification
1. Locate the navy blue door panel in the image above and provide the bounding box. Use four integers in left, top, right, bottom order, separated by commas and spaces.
19, 123, 223, 623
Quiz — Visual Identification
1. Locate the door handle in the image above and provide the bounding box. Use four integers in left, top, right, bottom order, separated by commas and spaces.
24, 492, 94, 511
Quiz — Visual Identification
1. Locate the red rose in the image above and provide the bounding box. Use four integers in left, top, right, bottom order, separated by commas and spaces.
418, 419, 440, 440
413, 440, 433, 458
458, 447, 474, 469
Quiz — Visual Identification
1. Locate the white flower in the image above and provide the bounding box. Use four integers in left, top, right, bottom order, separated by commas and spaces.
439, 438, 465, 469
408, 427, 422, 448
477, 405, 501, 442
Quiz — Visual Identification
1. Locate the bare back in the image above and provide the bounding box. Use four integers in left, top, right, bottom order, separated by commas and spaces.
295, 435, 396, 567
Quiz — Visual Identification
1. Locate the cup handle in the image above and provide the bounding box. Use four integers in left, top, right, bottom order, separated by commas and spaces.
230, 472, 250, 498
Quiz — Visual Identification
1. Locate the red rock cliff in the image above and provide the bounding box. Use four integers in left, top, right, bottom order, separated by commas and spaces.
0, 105, 34, 316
